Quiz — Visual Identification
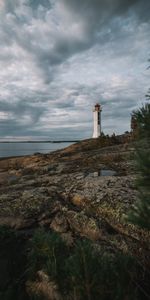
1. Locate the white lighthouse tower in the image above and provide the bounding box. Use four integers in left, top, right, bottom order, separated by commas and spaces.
92, 103, 102, 138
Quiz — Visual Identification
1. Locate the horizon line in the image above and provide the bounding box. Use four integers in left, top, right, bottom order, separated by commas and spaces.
0, 140, 81, 143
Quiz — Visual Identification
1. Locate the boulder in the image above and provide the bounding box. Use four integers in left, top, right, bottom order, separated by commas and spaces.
66, 211, 102, 241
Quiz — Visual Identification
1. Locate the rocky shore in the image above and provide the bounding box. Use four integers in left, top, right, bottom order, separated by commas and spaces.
0, 136, 149, 252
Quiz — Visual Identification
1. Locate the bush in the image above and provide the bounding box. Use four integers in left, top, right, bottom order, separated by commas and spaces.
28, 229, 68, 290
128, 103, 150, 230
27, 231, 149, 300
65, 239, 139, 300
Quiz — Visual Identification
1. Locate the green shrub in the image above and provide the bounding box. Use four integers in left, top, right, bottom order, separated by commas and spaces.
28, 229, 68, 290
65, 239, 139, 300
128, 103, 150, 230
27, 230, 148, 300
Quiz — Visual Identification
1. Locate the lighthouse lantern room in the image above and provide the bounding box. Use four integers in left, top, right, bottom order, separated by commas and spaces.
92, 103, 102, 138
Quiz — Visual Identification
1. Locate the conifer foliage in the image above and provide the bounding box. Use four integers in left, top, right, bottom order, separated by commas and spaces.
129, 102, 150, 230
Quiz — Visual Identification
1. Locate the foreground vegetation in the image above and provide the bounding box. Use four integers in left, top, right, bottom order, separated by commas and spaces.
27, 229, 150, 300
0, 226, 149, 300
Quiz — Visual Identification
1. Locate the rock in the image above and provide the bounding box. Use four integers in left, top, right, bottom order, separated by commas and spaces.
50, 213, 69, 233
0, 217, 35, 229
75, 172, 85, 180
0, 172, 9, 184
38, 212, 51, 221
39, 218, 52, 226
66, 211, 101, 241
71, 193, 87, 207
0, 138, 140, 249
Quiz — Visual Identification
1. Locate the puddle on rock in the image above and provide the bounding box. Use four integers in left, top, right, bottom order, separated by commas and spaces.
87, 169, 117, 177
8, 175, 19, 183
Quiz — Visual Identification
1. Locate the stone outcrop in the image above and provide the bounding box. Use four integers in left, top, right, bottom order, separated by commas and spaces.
0, 138, 148, 255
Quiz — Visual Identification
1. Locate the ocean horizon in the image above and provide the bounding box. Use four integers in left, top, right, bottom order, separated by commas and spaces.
0, 141, 74, 158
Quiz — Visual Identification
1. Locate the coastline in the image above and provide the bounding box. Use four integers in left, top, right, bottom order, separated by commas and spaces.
0, 141, 75, 159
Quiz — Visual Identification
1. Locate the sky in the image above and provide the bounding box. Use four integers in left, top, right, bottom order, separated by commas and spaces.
0, 0, 150, 141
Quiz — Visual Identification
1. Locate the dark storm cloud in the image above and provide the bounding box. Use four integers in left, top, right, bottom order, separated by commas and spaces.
62, 0, 150, 22
0, 0, 149, 84
29, 0, 51, 10
37, 0, 150, 76
1, 0, 147, 82
62, 0, 137, 12
62, 0, 150, 42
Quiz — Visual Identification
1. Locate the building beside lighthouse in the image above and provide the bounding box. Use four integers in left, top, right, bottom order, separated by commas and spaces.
92, 103, 102, 138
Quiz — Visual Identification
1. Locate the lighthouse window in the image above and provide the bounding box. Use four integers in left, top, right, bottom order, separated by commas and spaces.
98, 112, 100, 124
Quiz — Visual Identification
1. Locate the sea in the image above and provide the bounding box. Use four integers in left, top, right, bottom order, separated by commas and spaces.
0, 142, 74, 158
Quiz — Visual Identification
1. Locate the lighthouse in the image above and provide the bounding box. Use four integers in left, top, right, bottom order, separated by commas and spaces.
92, 103, 102, 138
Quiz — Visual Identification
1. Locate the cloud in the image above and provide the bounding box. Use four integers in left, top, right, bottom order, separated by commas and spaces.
0, 0, 149, 140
